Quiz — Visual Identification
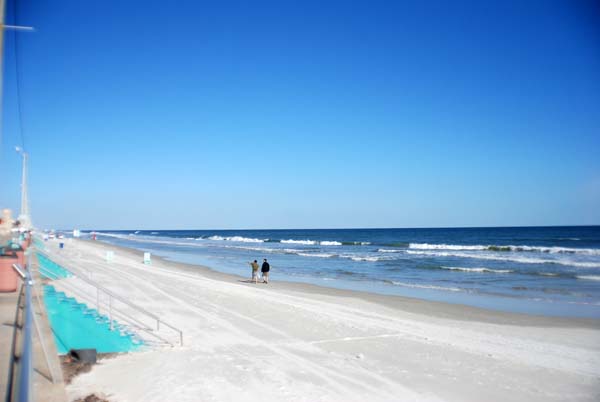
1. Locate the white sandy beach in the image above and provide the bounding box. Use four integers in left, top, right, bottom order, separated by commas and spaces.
41, 238, 600, 402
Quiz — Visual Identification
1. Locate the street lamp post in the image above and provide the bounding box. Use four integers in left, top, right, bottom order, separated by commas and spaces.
15, 146, 31, 229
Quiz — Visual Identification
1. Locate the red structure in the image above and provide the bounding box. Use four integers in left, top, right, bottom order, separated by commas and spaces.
0, 254, 19, 292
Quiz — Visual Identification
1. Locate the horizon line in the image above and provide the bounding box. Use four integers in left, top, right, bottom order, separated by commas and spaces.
53, 224, 600, 232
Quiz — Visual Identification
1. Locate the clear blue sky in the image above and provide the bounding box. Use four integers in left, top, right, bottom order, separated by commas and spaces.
1, 0, 599, 230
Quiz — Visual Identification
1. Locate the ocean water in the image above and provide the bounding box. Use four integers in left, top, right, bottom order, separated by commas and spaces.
86, 226, 600, 318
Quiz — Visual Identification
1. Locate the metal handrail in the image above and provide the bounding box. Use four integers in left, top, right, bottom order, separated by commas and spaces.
38, 266, 175, 346
35, 249, 184, 346
12, 263, 26, 279
17, 272, 33, 402
38, 266, 153, 329
37, 249, 160, 319
10, 263, 33, 402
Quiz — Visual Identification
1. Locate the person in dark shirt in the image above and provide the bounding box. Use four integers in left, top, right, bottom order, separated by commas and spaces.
261, 259, 270, 284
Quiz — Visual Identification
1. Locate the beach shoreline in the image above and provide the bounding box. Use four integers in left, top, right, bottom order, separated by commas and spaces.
86, 237, 600, 328
44, 238, 600, 402
88, 227, 600, 319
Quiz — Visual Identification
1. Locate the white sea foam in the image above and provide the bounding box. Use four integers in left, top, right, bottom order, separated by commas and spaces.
514, 246, 600, 255
280, 239, 317, 245
378, 249, 403, 253
279, 239, 343, 246
567, 262, 600, 268
349, 256, 380, 262
297, 252, 336, 258
388, 281, 462, 292
223, 245, 274, 252
408, 243, 600, 255
219, 244, 343, 259
576, 275, 600, 281
96, 232, 133, 240
98, 233, 208, 248
208, 236, 265, 243
405, 250, 600, 268
221, 245, 336, 258
410, 243, 487, 251
440, 266, 513, 274
222, 248, 337, 259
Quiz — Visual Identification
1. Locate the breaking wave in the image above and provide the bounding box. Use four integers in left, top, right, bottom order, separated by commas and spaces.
280, 239, 344, 246
577, 275, 600, 281
439, 266, 513, 274
349, 256, 380, 262
384, 280, 462, 292
406, 250, 600, 268
410, 243, 487, 251
296, 252, 336, 258
408, 243, 600, 255
95, 232, 208, 248
208, 235, 265, 243
280, 239, 317, 245
95, 232, 132, 240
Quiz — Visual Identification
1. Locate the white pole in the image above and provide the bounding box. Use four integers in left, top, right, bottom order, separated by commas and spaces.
15, 148, 31, 229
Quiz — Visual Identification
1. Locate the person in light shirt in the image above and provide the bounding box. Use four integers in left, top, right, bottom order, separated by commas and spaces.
249, 260, 259, 283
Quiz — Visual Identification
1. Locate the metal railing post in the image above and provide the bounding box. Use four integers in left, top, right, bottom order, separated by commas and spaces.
30, 282, 57, 383
16, 268, 33, 402
31, 302, 57, 383
109, 296, 113, 330
35, 249, 185, 347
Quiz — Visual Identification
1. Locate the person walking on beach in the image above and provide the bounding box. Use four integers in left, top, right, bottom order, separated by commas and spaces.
249, 260, 259, 283
261, 258, 270, 284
